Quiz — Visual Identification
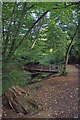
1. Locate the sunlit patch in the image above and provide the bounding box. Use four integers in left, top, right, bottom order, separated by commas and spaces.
50, 48, 53, 53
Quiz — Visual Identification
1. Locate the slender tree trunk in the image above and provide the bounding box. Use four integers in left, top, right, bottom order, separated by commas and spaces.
3, 4, 34, 63
63, 40, 74, 75
3, 2, 18, 57
63, 25, 78, 75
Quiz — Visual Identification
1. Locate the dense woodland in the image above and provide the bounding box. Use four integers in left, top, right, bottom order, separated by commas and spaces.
2, 2, 80, 93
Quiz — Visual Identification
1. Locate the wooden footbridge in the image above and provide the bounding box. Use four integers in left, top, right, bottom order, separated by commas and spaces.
24, 63, 59, 74
24, 63, 64, 84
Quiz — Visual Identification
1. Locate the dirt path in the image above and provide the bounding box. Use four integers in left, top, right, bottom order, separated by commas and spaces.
26, 65, 78, 118
3, 65, 79, 118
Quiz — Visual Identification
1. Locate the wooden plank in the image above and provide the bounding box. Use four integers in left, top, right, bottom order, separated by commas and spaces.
24, 64, 59, 73
29, 69, 58, 73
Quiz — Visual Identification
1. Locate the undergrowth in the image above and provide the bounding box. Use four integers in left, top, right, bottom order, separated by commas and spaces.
2, 61, 31, 94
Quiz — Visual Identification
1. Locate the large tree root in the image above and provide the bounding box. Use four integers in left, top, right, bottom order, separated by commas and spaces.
5, 86, 42, 115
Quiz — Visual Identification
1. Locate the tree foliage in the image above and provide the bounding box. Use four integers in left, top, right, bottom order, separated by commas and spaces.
2, 2, 80, 92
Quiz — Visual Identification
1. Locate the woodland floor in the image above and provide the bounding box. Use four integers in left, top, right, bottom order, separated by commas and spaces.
2, 65, 79, 118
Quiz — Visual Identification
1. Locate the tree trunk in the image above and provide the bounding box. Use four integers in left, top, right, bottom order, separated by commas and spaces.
62, 25, 78, 75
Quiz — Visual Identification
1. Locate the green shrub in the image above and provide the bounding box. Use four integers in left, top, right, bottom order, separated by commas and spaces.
2, 62, 31, 94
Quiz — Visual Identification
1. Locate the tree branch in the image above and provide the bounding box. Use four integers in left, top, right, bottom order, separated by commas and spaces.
4, 2, 78, 62
14, 3, 78, 52
6, 4, 35, 61
3, 2, 18, 56
13, 10, 49, 52
31, 18, 44, 49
